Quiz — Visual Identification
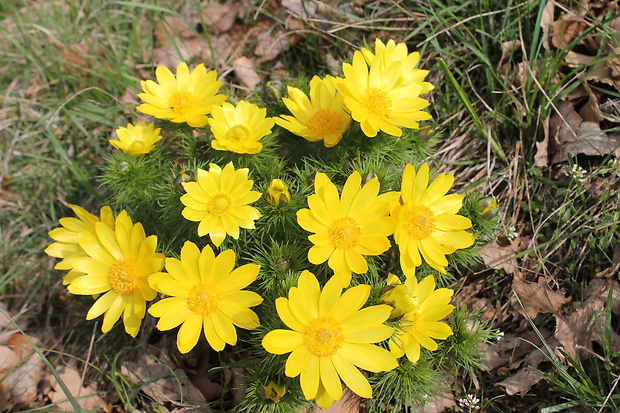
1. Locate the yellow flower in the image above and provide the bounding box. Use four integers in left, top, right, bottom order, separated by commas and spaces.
264, 178, 291, 207
148, 241, 262, 353
209, 100, 274, 154
361, 39, 435, 93
392, 163, 475, 277
262, 271, 397, 409
297, 171, 397, 286
65, 210, 165, 337
378, 273, 417, 321
260, 380, 286, 403
275, 75, 352, 147
180, 162, 262, 247
387, 274, 455, 363
110, 121, 163, 155
334, 51, 432, 138
137, 62, 227, 127
45, 205, 115, 285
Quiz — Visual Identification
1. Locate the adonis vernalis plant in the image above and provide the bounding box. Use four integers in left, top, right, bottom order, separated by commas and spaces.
46, 39, 500, 412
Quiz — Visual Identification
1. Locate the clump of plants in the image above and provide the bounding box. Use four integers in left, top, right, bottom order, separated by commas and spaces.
45, 39, 499, 411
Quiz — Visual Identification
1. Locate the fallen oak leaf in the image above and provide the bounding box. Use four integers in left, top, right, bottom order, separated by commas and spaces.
201, 0, 241, 34
512, 273, 570, 319
48, 365, 104, 411
554, 278, 620, 358
232, 56, 261, 92
0, 333, 44, 408
478, 237, 526, 275
121, 354, 205, 406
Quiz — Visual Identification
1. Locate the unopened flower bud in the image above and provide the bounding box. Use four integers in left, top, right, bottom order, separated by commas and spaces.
258, 380, 286, 403
476, 196, 498, 219
264, 179, 291, 207
173, 166, 194, 194
118, 161, 130, 172
362, 171, 378, 185
262, 80, 287, 104
464, 317, 481, 336
379, 282, 418, 321
275, 255, 292, 273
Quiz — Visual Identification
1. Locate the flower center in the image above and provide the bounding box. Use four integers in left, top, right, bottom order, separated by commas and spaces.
303, 316, 344, 357
405, 205, 436, 239
226, 125, 250, 142
207, 194, 231, 216
171, 91, 194, 116
361, 87, 391, 119
187, 283, 221, 315
128, 139, 145, 152
109, 259, 139, 295
328, 216, 361, 249
308, 109, 342, 135
401, 311, 422, 333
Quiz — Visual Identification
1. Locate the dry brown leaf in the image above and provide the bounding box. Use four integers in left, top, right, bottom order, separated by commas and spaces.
497, 366, 546, 396
554, 278, 620, 358
232, 56, 261, 92
121, 355, 205, 406
540, 0, 555, 51
478, 237, 525, 275
578, 82, 604, 123
420, 374, 456, 413
0, 333, 44, 408
479, 329, 553, 372
202, 0, 240, 34
549, 100, 620, 163
255, 30, 291, 62
282, 0, 318, 20
48, 365, 104, 411
534, 116, 550, 167
497, 341, 549, 395
552, 19, 586, 50
512, 273, 570, 319
154, 16, 196, 46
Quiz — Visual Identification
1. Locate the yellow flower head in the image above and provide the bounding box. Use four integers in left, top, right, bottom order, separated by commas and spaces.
45, 204, 115, 285
65, 210, 165, 337
137, 62, 227, 127
361, 39, 435, 93
148, 241, 262, 354
180, 162, 262, 247
275, 75, 352, 147
264, 178, 291, 207
392, 163, 475, 277
209, 100, 274, 154
110, 121, 163, 155
260, 380, 287, 403
262, 271, 397, 409
387, 274, 455, 363
334, 51, 432, 138
297, 171, 397, 286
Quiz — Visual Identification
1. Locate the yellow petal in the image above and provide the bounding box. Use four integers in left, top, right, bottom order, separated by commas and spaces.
177, 313, 202, 353
262, 329, 304, 354
319, 356, 342, 401
338, 342, 398, 373
331, 352, 372, 398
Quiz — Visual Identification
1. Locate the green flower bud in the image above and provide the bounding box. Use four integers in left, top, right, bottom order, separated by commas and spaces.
262, 80, 287, 104
476, 196, 498, 219
275, 255, 293, 273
